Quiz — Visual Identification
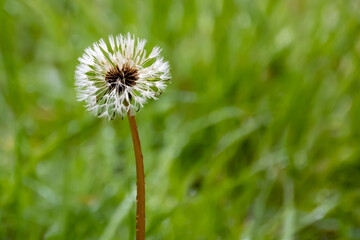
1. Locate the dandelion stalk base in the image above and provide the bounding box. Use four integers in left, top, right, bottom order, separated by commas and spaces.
127, 111, 145, 240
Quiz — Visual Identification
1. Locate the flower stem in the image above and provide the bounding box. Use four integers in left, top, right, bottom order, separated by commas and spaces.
127, 111, 145, 240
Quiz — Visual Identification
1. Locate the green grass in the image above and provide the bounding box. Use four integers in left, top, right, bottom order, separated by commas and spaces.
1, 0, 360, 239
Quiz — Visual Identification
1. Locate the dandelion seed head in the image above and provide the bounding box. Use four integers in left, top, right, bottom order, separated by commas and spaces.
75, 33, 171, 120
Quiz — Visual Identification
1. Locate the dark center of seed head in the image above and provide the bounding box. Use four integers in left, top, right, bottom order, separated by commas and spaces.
105, 64, 139, 94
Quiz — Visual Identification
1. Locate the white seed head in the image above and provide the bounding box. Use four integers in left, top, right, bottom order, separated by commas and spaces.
75, 33, 171, 120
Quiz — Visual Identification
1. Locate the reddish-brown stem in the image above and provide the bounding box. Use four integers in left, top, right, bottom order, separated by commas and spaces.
127, 111, 145, 240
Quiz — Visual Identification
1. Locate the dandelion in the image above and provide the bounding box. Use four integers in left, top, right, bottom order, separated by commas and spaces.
75, 33, 170, 120
75, 33, 171, 240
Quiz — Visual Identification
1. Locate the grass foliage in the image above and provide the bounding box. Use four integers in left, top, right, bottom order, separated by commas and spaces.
1, 0, 360, 239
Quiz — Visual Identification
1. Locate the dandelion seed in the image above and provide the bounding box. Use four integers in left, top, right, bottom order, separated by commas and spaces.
75, 33, 171, 240
75, 33, 171, 120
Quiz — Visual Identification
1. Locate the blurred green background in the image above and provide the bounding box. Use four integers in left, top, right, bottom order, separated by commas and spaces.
1, 0, 360, 239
